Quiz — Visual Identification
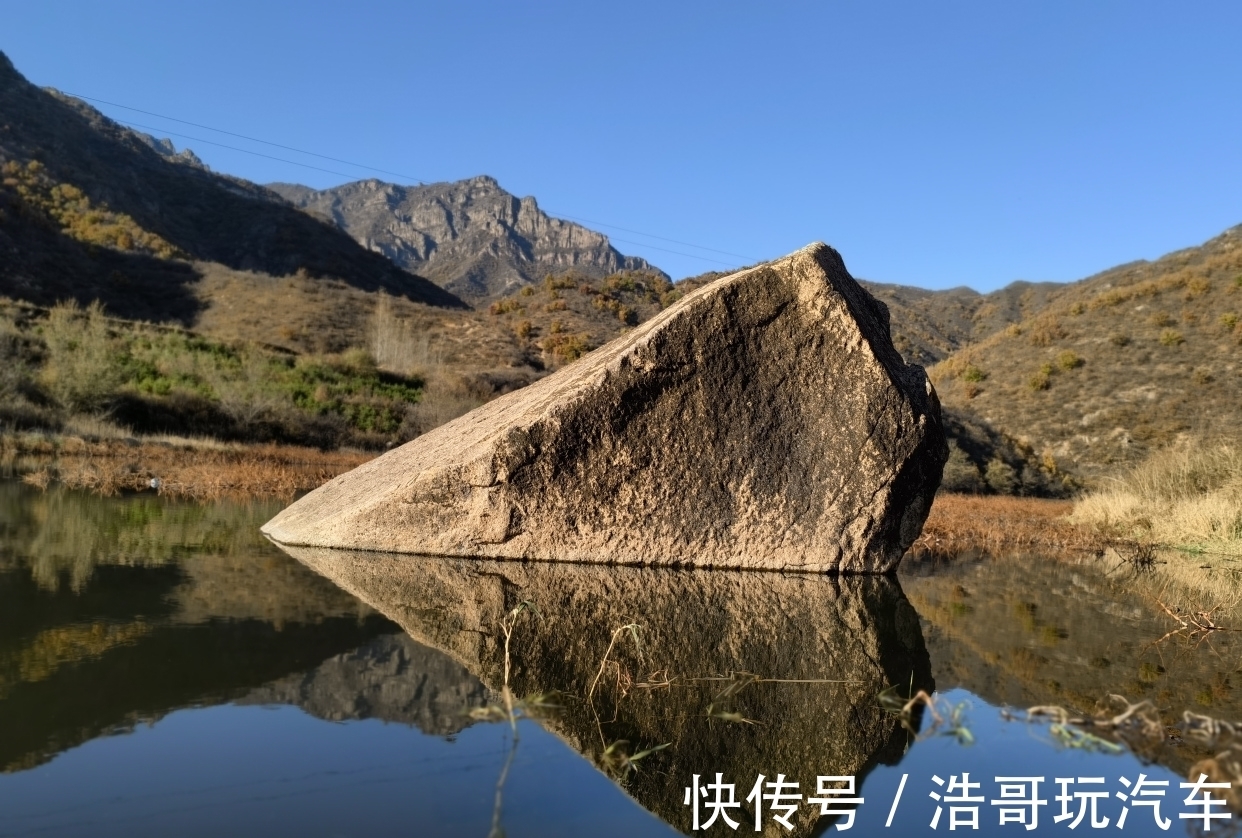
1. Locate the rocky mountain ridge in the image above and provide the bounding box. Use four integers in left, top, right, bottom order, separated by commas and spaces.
269, 177, 664, 301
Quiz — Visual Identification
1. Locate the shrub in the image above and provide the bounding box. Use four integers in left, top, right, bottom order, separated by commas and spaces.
39, 300, 123, 413
543, 332, 590, 363
1056, 350, 1083, 370
489, 299, 523, 316
1109, 333, 1130, 347
1184, 276, 1211, 299
984, 458, 1019, 494
1159, 328, 1184, 346
1221, 312, 1238, 330
520, 286, 535, 297
545, 299, 567, 312
1149, 312, 1175, 328
1028, 370, 1051, 392
514, 320, 533, 339
1192, 368, 1214, 385
962, 364, 987, 383
660, 290, 683, 308
543, 274, 578, 292
1069, 301, 1086, 315
605, 274, 636, 292
1029, 316, 1067, 347
1005, 324, 1023, 338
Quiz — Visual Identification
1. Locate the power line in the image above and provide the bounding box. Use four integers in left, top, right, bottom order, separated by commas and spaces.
596, 235, 740, 267
115, 120, 362, 180
72, 92, 756, 268
66, 92, 431, 184
545, 212, 757, 262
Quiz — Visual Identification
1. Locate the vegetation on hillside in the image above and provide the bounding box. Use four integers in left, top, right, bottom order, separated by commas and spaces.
1, 298, 425, 449
2, 160, 182, 258
484, 269, 677, 364
932, 226, 1242, 483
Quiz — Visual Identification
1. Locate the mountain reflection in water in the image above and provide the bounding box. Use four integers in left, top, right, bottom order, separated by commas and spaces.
0, 482, 1238, 836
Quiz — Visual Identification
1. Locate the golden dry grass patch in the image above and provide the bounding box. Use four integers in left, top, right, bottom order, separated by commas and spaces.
6, 432, 372, 501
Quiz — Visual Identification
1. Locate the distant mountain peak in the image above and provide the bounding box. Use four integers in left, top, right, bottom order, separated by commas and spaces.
268, 176, 666, 300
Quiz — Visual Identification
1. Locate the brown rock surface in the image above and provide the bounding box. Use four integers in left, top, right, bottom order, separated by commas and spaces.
263, 243, 948, 572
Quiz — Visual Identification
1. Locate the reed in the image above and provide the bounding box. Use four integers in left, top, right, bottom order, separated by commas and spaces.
1072, 438, 1242, 554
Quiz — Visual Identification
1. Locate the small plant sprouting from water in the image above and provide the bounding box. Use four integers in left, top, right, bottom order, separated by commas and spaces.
585, 622, 672, 781
705, 671, 764, 726
877, 683, 974, 745
471, 600, 559, 838
600, 740, 671, 780
468, 600, 559, 731
587, 622, 644, 706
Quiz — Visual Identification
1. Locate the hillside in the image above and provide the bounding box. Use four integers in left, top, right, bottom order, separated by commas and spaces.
269, 177, 664, 302
933, 225, 1242, 483
0, 49, 464, 327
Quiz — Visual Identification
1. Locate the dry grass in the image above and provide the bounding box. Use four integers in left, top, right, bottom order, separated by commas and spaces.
912, 493, 1103, 558
1072, 438, 1242, 554
4, 432, 371, 500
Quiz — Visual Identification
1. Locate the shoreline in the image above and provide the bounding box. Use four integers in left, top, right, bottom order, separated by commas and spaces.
2, 431, 372, 501
7, 430, 1232, 562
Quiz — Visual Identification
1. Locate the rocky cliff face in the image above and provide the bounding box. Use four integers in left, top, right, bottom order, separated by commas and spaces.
269, 177, 664, 301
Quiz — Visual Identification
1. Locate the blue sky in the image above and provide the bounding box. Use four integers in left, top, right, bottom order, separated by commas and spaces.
4, 1, 1240, 289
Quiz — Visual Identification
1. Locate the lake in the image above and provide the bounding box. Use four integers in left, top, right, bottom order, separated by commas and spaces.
0, 482, 1237, 836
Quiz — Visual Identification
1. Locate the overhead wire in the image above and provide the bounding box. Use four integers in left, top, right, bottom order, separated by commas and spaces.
66, 92, 431, 184
70, 92, 758, 268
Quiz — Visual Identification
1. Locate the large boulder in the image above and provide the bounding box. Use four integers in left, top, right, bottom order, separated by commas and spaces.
263, 243, 948, 572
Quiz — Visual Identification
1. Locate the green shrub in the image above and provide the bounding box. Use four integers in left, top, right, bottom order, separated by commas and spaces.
1159, 328, 1184, 346
1056, 350, 1083, 370
962, 364, 987, 383
39, 300, 124, 412
984, 458, 1018, 494
1221, 312, 1238, 330
1028, 370, 1051, 392
660, 290, 683, 308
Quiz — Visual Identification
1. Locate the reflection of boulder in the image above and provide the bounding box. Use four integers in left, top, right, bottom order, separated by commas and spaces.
265, 244, 947, 573
241, 633, 488, 737
278, 546, 933, 836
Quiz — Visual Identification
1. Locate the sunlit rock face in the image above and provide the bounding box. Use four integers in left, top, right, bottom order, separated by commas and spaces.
275, 546, 934, 836
264, 244, 947, 573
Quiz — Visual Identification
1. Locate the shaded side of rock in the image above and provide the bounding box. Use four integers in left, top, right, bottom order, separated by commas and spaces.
263, 243, 948, 573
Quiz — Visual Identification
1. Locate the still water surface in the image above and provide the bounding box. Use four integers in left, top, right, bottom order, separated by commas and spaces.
0, 483, 1237, 836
